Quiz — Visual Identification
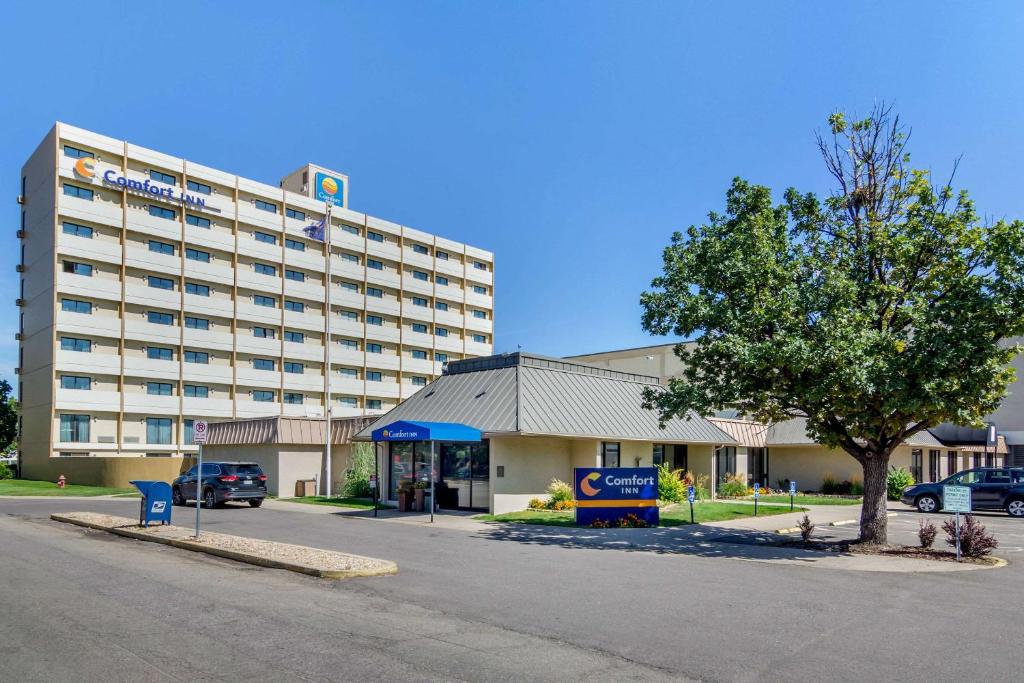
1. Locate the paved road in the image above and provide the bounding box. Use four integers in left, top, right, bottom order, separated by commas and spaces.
3, 498, 1024, 682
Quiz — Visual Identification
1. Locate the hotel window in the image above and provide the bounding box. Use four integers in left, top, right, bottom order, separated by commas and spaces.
253, 358, 275, 371
252, 390, 275, 402
473, 285, 487, 295
63, 261, 93, 276
149, 205, 175, 220
285, 269, 305, 282
715, 446, 737, 483
367, 230, 384, 243
339, 368, 358, 378
910, 449, 923, 483
63, 145, 93, 159
601, 442, 621, 468
412, 270, 429, 281
254, 231, 277, 245
60, 337, 91, 352
436, 250, 449, 261
366, 399, 382, 410
411, 376, 427, 386
434, 352, 448, 362
411, 350, 428, 360
367, 259, 384, 271
185, 316, 209, 330
436, 327, 449, 337
340, 281, 359, 292
183, 419, 195, 444
367, 315, 383, 326
148, 240, 175, 255
185, 283, 210, 297
367, 343, 383, 354
284, 330, 304, 343
473, 261, 488, 271
149, 169, 176, 185
147, 382, 173, 396
254, 264, 277, 277
284, 362, 304, 374
286, 208, 305, 221
652, 444, 665, 467
59, 414, 90, 442
929, 450, 941, 482
339, 397, 358, 408
338, 310, 358, 321
412, 323, 428, 334
147, 311, 174, 325
186, 248, 210, 262
147, 347, 173, 360
186, 180, 212, 195
367, 287, 383, 298
253, 294, 277, 308
284, 300, 305, 312
341, 224, 359, 236
62, 298, 91, 314
341, 253, 359, 264
186, 214, 210, 228
411, 244, 429, 255
339, 339, 359, 350
472, 310, 487, 319
367, 371, 383, 382
62, 222, 93, 238
184, 385, 208, 398
436, 276, 449, 286
148, 275, 174, 290
284, 393, 303, 405
435, 301, 449, 311
63, 184, 93, 200
184, 350, 209, 364
472, 334, 487, 343
253, 326, 275, 339
60, 375, 90, 390
285, 238, 305, 251
254, 199, 277, 213
146, 418, 173, 444
947, 450, 959, 476
985, 451, 994, 468
412, 296, 427, 307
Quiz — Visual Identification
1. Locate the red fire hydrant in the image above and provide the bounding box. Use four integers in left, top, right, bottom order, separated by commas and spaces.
57, 475, 66, 489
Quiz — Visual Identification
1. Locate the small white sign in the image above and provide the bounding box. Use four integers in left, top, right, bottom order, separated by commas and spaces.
151, 501, 166, 513
943, 485, 972, 513
193, 420, 209, 444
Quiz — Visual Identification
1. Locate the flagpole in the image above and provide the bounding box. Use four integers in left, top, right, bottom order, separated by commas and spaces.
324, 201, 333, 497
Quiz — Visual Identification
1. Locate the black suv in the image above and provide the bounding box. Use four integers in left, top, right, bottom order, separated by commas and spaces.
172, 462, 267, 509
901, 468, 1024, 517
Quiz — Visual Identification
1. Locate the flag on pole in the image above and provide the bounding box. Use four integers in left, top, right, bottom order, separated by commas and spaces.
303, 215, 326, 242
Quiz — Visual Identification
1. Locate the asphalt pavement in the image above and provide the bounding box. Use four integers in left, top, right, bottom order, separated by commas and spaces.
3, 496, 1024, 682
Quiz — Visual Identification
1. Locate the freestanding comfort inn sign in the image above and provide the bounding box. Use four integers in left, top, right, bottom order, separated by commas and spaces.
574, 467, 659, 526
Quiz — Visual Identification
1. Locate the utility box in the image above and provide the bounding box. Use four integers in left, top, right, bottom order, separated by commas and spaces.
295, 479, 317, 497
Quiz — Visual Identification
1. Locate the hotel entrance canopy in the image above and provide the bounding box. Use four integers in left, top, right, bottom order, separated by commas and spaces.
371, 420, 481, 443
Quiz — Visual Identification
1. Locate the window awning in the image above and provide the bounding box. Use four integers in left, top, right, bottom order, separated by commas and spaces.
371, 420, 482, 442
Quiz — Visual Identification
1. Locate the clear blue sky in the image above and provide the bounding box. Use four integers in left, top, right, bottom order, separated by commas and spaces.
3, 1, 1024, 384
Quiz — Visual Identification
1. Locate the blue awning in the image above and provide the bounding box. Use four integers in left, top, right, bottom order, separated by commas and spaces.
371, 420, 482, 442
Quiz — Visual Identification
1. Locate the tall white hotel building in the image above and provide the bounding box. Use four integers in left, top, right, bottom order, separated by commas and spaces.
17, 123, 494, 471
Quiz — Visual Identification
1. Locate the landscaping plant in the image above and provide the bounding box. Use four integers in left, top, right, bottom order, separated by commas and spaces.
342, 443, 375, 498
0, 462, 11, 481
527, 498, 546, 510
943, 515, 998, 558
918, 519, 937, 549
547, 478, 574, 505
798, 514, 814, 542
656, 464, 688, 503
718, 473, 747, 498
886, 467, 915, 501
682, 470, 710, 501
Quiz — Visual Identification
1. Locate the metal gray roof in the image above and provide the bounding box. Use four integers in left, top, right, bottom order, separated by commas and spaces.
766, 417, 945, 448
356, 353, 736, 444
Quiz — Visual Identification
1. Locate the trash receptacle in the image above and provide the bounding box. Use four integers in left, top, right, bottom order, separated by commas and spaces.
295, 479, 317, 497
130, 480, 173, 527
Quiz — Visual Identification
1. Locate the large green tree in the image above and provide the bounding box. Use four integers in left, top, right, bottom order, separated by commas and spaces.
641, 105, 1024, 543
0, 380, 17, 453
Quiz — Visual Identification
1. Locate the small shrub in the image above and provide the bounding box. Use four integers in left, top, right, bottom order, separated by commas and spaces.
342, 443, 374, 497
0, 462, 11, 480
821, 473, 838, 495
590, 518, 610, 528
552, 499, 576, 511
849, 478, 864, 496
547, 478, 574, 504
943, 515, 998, 558
718, 473, 747, 497
682, 470, 710, 501
657, 464, 687, 503
527, 498, 546, 510
777, 478, 790, 492
798, 514, 814, 542
918, 519, 937, 549
886, 466, 915, 501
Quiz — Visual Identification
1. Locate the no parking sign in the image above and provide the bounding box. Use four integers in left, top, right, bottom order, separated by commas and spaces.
193, 420, 209, 443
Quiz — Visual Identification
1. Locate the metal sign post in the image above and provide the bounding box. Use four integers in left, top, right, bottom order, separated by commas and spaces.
687, 485, 695, 524
942, 484, 971, 563
192, 420, 208, 539
753, 483, 760, 516
789, 480, 797, 511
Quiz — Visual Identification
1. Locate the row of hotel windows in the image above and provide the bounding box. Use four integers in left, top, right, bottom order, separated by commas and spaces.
62, 222, 492, 295
59, 376, 408, 402
60, 172, 491, 271
909, 449, 1002, 483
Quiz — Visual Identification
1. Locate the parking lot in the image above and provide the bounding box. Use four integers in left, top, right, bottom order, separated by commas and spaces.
3, 496, 1024, 682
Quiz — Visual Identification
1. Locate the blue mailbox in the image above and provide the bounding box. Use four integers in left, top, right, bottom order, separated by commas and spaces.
130, 480, 173, 527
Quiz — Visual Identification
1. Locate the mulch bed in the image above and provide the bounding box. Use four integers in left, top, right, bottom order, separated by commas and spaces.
779, 538, 999, 565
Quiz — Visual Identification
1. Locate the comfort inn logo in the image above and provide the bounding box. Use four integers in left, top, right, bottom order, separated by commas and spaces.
74, 156, 96, 178
382, 430, 390, 438
320, 175, 338, 197
580, 472, 602, 496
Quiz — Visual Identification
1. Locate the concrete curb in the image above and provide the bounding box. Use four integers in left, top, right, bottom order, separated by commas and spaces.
51, 513, 397, 580
775, 512, 896, 534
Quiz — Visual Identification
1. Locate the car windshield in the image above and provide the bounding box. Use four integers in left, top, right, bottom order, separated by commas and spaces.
224, 464, 262, 476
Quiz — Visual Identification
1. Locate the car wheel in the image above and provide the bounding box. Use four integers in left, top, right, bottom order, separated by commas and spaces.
916, 495, 939, 513
172, 487, 185, 506
248, 498, 263, 508
1007, 498, 1024, 518
203, 488, 217, 509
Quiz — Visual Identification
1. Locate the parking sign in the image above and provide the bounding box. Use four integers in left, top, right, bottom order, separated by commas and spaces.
789, 480, 797, 496
193, 420, 209, 444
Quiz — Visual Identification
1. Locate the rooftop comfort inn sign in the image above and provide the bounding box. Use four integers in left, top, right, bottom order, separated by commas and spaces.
574, 467, 659, 527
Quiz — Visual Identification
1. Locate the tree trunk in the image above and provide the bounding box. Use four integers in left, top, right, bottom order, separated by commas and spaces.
859, 452, 891, 544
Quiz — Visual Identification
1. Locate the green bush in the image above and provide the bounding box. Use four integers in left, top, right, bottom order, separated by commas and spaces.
849, 478, 864, 496
0, 462, 11, 480
547, 478, 574, 504
886, 466, 915, 501
718, 473, 747, 497
343, 443, 375, 497
657, 464, 687, 503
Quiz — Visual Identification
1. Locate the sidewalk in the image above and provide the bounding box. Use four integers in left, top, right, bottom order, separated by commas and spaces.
703, 503, 865, 533
262, 498, 485, 531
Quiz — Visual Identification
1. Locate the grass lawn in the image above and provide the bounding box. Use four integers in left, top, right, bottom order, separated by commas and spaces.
287, 495, 394, 510
0, 479, 137, 497
755, 495, 862, 506
475, 501, 805, 528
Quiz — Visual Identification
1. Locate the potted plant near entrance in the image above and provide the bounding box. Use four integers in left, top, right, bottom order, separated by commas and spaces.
414, 480, 429, 511
397, 479, 415, 512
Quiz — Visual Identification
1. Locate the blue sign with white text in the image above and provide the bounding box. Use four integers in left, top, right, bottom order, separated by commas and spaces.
789, 480, 797, 496
315, 172, 345, 207
574, 467, 659, 527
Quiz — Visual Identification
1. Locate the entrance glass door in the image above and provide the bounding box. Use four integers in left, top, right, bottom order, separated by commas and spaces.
439, 441, 490, 510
